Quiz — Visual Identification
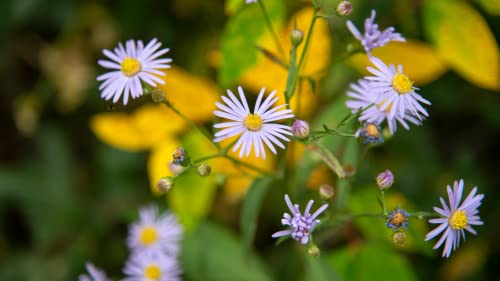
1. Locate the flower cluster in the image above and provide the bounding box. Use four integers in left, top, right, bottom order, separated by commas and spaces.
80, 205, 183, 280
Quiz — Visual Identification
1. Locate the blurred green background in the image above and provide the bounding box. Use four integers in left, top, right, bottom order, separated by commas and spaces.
0, 0, 499, 280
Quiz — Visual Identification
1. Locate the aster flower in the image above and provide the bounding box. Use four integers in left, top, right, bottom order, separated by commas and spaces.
291, 119, 310, 139
97, 38, 172, 105
127, 205, 182, 256
123, 252, 181, 281
213, 86, 294, 159
346, 78, 424, 134
79, 262, 111, 281
365, 57, 431, 122
425, 179, 484, 258
272, 194, 329, 245
346, 10, 405, 54
246, 0, 257, 3
386, 207, 410, 231
376, 169, 394, 189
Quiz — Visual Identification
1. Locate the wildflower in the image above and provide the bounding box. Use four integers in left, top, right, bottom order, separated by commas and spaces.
79, 262, 111, 281
346, 10, 405, 54
127, 205, 182, 256
156, 177, 174, 193
272, 194, 328, 245
308, 245, 321, 257
376, 169, 394, 190
393, 231, 407, 247
425, 179, 484, 258
246, 0, 257, 3
213, 86, 294, 159
197, 163, 211, 177
291, 119, 310, 139
365, 57, 431, 121
346, 79, 424, 134
172, 147, 189, 166
386, 207, 410, 231
354, 122, 383, 144
319, 184, 334, 199
97, 38, 172, 105
123, 251, 181, 281
336, 1, 352, 17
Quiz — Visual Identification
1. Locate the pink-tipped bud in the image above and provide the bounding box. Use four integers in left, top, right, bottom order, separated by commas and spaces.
336, 1, 352, 17
376, 169, 394, 190
292, 119, 310, 139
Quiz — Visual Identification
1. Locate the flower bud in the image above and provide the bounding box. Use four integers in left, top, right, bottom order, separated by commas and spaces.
157, 177, 174, 193
336, 1, 352, 17
393, 231, 407, 247
308, 245, 320, 257
151, 89, 166, 103
319, 184, 335, 199
168, 161, 184, 175
197, 163, 211, 177
356, 122, 383, 144
343, 164, 356, 177
172, 147, 190, 166
376, 169, 394, 190
292, 119, 310, 139
291, 29, 304, 46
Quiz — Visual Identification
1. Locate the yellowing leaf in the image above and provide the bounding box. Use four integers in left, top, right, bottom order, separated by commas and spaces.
148, 138, 181, 194
240, 7, 332, 117
349, 40, 448, 85
424, 0, 500, 90
155, 66, 220, 122
90, 105, 186, 151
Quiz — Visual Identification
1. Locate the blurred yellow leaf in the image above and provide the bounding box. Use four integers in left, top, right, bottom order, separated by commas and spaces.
424, 0, 500, 90
348, 40, 448, 85
155, 66, 220, 122
90, 105, 186, 151
240, 7, 332, 116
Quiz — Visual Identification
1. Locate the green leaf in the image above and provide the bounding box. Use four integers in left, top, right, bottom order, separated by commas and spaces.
240, 177, 273, 254
219, 0, 285, 87
225, 0, 245, 15
181, 222, 275, 281
424, 0, 500, 90
305, 255, 341, 281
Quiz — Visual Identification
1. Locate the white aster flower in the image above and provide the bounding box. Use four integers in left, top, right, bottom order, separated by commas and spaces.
127, 205, 182, 256
79, 262, 111, 281
213, 86, 294, 159
97, 38, 172, 105
365, 56, 431, 122
346, 78, 423, 134
425, 179, 484, 258
123, 252, 181, 281
246, 0, 257, 4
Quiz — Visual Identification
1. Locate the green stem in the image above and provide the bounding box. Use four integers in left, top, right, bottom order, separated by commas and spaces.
381, 190, 387, 215
297, 9, 318, 71
257, 0, 286, 61
409, 211, 438, 218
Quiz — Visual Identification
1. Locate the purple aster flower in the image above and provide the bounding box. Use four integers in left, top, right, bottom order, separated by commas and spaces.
246, 0, 257, 4
346, 78, 424, 134
386, 207, 410, 231
376, 169, 394, 189
425, 179, 484, 258
272, 194, 329, 245
79, 262, 112, 281
346, 10, 405, 54
123, 251, 181, 281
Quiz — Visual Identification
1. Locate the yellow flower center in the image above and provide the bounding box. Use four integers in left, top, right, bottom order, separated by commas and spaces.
121, 57, 141, 77
139, 226, 158, 246
390, 212, 407, 226
244, 114, 263, 131
144, 264, 161, 280
392, 73, 413, 94
449, 210, 468, 230
365, 124, 380, 137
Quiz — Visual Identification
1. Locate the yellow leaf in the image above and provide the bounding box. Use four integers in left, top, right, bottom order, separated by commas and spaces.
90, 105, 186, 151
240, 7, 332, 116
425, 0, 500, 90
148, 138, 181, 195
155, 66, 220, 122
349, 40, 448, 85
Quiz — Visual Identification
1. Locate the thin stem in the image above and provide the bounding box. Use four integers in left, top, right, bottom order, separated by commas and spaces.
409, 211, 438, 218
257, 0, 286, 61
297, 9, 318, 71
381, 190, 387, 215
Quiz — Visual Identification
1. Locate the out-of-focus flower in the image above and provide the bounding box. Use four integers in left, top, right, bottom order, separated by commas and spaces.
172, 147, 189, 166
393, 231, 407, 246
319, 184, 335, 199
291, 119, 310, 139
213, 86, 294, 159
79, 262, 111, 281
127, 205, 182, 256
346, 79, 423, 134
365, 56, 431, 121
272, 194, 328, 245
246, 0, 257, 4
346, 10, 405, 54
336, 1, 352, 17
386, 207, 410, 231
376, 169, 394, 190
123, 251, 181, 281
425, 179, 484, 258
97, 38, 172, 105
157, 177, 174, 193
354, 122, 383, 144
197, 163, 211, 176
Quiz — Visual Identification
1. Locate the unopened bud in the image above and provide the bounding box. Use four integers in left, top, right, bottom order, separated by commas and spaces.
151, 89, 166, 103
168, 161, 184, 175
157, 177, 174, 193
393, 231, 407, 247
172, 147, 190, 166
291, 29, 304, 46
319, 184, 335, 199
308, 245, 320, 257
336, 1, 352, 17
343, 164, 356, 177
292, 119, 310, 139
197, 163, 212, 177
376, 169, 394, 190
